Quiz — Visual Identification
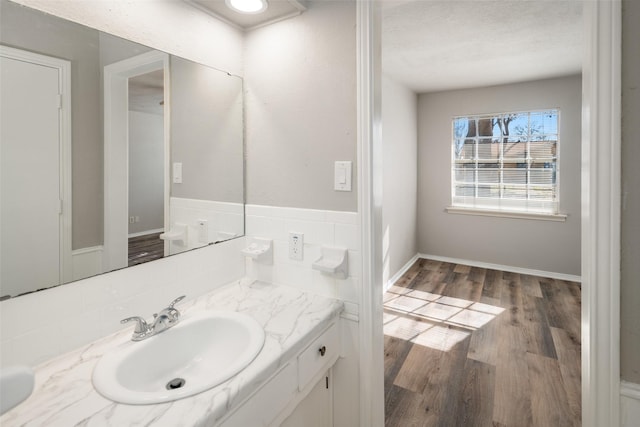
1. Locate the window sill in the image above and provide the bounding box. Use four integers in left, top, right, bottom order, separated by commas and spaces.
446, 206, 567, 222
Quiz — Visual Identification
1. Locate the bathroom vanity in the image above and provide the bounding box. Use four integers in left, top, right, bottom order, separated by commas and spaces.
0, 279, 343, 426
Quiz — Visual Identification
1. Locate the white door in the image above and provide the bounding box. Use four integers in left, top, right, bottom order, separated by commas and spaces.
1, 55, 61, 297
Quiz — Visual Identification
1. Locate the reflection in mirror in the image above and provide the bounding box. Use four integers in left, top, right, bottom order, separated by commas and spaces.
0, 0, 244, 299
128, 69, 166, 266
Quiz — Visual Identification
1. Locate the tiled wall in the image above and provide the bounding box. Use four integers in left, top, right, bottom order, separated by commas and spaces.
244, 205, 360, 316
1, 205, 362, 368
168, 198, 244, 254
0, 238, 245, 368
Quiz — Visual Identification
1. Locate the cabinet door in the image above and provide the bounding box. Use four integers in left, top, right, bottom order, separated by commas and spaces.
280, 371, 332, 427
221, 362, 298, 427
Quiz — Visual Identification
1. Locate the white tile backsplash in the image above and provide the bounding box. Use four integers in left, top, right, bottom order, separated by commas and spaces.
0, 238, 246, 368
245, 204, 360, 303
285, 219, 335, 245
2, 205, 361, 368
335, 223, 360, 250
168, 198, 244, 254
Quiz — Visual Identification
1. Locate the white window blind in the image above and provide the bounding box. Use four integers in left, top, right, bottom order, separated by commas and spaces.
451, 110, 559, 214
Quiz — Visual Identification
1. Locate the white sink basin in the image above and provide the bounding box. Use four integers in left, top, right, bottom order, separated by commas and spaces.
0, 366, 35, 415
92, 311, 265, 405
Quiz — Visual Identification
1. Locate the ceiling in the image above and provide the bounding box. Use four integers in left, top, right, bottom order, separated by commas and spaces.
382, 0, 583, 93
129, 70, 164, 115
185, 0, 306, 30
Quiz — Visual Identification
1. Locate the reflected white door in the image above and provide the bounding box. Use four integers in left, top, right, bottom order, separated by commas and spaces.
0, 55, 61, 297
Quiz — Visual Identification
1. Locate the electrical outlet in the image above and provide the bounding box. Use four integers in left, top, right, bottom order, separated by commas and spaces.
129, 216, 135, 224
289, 232, 304, 260
135, 216, 140, 223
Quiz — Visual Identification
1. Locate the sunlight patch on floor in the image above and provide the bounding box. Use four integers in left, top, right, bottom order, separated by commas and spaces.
383, 286, 506, 352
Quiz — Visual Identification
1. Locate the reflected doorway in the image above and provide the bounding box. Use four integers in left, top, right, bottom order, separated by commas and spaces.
103, 51, 170, 272
127, 70, 166, 266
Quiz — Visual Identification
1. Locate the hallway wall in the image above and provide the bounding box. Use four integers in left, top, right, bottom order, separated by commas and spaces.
382, 75, 418, 282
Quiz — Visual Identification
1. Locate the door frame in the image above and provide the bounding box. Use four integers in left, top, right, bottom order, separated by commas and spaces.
0, 45, 72, 285
357, 1, 622, 426
103, 50, 170, 272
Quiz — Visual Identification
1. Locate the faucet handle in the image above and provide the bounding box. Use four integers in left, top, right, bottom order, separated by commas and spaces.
121, 316, 149, 333
168, 295, 186, 309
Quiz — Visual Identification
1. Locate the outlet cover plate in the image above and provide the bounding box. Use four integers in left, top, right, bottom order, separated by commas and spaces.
289, 232, 304, 260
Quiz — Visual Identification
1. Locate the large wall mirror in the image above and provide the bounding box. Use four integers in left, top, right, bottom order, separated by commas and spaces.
0, 0, 245, 299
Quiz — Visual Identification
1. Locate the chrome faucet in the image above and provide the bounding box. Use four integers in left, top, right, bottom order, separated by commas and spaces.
121, 295, 186, 341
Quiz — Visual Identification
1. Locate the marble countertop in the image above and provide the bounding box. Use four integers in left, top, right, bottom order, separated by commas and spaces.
0, 279, 343, 426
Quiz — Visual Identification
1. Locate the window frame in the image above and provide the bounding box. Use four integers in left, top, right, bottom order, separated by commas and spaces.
448, 109, 566, 221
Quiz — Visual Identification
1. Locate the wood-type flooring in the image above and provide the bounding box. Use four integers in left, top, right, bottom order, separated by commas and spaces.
128, 232, 164, 267
384, 259, 581, 427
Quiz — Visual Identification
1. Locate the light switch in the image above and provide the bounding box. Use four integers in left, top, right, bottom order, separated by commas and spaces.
337, 168, 347, 184
173, 162, 182, 184
334, 161, 352, 191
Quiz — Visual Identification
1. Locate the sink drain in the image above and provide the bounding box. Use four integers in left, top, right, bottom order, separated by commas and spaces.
166, 378, 186, 390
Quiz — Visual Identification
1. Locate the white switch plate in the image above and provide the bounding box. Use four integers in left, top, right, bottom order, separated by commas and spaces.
334, 161, 352, 191
197, 219, 208, 243
289, 232, 304, 260
173, 162, 183, 184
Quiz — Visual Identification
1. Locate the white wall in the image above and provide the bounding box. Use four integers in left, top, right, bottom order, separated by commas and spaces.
128, 110, 164, 235
417, 75, 582, 276
381, 75, 418, 283
243, 0, 358, 212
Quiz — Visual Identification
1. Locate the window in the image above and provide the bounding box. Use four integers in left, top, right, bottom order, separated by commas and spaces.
451, 109, 560, 216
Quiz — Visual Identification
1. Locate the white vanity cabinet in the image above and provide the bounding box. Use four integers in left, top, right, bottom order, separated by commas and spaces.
280, 369, 332, 427
219, 319, 340, 427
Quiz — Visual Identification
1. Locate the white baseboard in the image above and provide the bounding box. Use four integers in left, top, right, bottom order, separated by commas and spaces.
72, 246, 103, 281
385, 254, 420, 292
621, 382, 640, 427
416, 253, 582, 283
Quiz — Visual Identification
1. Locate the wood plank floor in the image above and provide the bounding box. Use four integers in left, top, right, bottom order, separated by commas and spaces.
384, 259, 581, 427
128, 232, 164, 267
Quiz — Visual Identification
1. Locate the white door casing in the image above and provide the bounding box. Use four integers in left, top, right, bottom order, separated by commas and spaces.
103, 51, 170, 272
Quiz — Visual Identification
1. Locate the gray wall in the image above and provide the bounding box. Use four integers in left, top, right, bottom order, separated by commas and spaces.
99, 31, 152, 68
243, 0, 357, 212
621, 0, 640, 384
128, 111, 164, 234
382, 75, 418, 282
170, 57, 244, 203
417, 75, 582, 276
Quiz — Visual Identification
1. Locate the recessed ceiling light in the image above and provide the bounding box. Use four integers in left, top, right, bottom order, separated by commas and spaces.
225, 0, 268, 14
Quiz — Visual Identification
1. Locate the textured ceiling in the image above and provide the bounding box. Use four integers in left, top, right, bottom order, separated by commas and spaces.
129, 70, 164, 115
185, 0, 306, 30
382, 0, 583, 93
